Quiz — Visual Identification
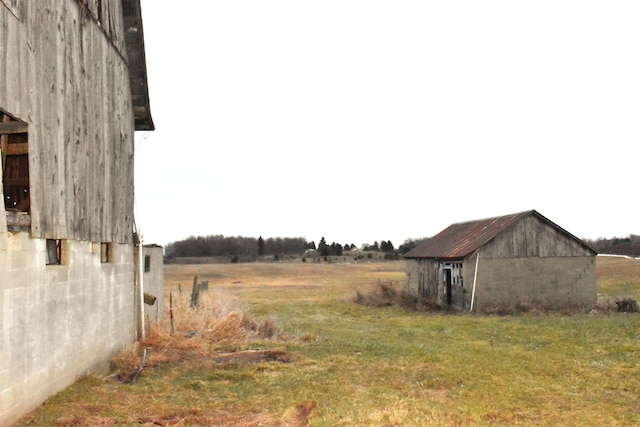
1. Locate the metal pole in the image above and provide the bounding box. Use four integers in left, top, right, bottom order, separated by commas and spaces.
170, 292, 175, 336
138, 230, 145, 339
470, 252, 479, 312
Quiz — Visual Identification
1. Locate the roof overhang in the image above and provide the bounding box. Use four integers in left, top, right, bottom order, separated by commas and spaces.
122, 0, 154, 131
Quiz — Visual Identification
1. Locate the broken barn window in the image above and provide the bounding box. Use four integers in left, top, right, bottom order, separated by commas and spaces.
144, 254, 151, 272
1, 110, 30, 223
46, 239, 62, 265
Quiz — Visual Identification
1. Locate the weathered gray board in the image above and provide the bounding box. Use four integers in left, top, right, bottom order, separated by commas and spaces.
1, 0, 134, 243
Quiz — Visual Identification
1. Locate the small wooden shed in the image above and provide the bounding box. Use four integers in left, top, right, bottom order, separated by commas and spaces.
403, 210, 597, 311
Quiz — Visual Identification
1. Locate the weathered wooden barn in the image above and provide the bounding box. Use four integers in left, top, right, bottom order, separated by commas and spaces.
404, 210, 597, 311
0, 1, 158, 424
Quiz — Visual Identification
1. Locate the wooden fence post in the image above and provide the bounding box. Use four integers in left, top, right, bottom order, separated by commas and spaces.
190, 275, 199, 308
169, 292, 175, 336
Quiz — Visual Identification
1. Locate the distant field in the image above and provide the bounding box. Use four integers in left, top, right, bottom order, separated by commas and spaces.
17, 256, 640, 426
596, 255, 640, 300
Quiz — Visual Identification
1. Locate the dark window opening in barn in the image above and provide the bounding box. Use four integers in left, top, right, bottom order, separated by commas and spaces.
1, 110, 30, 229
100, 242, 110, 263
46, 239, 62, 265
144, 255, 151, 272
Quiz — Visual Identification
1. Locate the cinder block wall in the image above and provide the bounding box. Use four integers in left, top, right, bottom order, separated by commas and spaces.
473, 256, 597, 309
141, 245, 164, 323
0, 233, 135, 426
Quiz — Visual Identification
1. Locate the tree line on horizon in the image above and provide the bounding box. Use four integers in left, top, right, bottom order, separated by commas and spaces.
164, 235, 307, 260
163, 234, 422, 261
164, 233, 640, 261
584, 235, 640, 257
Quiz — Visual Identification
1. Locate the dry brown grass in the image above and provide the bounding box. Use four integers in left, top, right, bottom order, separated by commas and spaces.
111, 288, 287, 379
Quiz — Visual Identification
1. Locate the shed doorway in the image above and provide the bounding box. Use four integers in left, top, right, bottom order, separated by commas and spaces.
441, 261, 462, 307
444, 269, 452, 305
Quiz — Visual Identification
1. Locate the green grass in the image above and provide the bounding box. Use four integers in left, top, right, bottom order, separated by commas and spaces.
17, 257, 640, 426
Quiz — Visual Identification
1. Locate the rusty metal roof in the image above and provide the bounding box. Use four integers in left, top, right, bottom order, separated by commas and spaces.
403, 210, 591, 259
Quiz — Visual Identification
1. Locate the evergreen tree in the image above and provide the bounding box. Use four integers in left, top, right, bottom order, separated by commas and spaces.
381, 240, 394, 252
331, 242, 343, 256
318, 237, 329, 256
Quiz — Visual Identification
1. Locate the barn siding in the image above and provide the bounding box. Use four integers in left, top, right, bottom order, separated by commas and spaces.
2, 0, 134, 243
0, 2, 151, 424
0, 2, 32, 124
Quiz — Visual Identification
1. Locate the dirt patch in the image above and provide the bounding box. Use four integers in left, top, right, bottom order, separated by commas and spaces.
53, 404, 315, 426
108, 347, 292, 384
209, 349, 291, 364
293, 400, 316, 426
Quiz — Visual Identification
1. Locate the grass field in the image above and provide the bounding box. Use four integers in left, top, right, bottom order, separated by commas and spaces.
17, 256, 640, 426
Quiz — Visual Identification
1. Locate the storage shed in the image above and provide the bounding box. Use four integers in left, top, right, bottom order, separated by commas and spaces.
403, 210, 597, 311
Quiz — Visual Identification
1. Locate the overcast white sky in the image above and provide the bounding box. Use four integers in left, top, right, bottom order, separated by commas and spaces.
134, 1, 640, 248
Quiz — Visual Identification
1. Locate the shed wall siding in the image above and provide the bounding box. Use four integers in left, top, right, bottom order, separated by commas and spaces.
481, 215, 593, 259
407, 258, 472, 308
406, 258, 439, 300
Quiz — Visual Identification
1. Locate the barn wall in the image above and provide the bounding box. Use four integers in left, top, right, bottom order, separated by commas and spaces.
0, 234, 135, 426
473, 256, 597, 310
1, 2, 143, 424
1, 0, 135, 243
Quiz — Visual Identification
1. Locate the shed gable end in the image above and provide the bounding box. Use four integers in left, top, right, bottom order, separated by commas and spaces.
481, 214, 595, 258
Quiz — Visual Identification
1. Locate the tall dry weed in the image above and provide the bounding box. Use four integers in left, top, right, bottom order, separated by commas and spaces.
176, 287, 283, 341
155, 288, 255, 344
112, 287, 283, 375
351, 280, 441, 311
